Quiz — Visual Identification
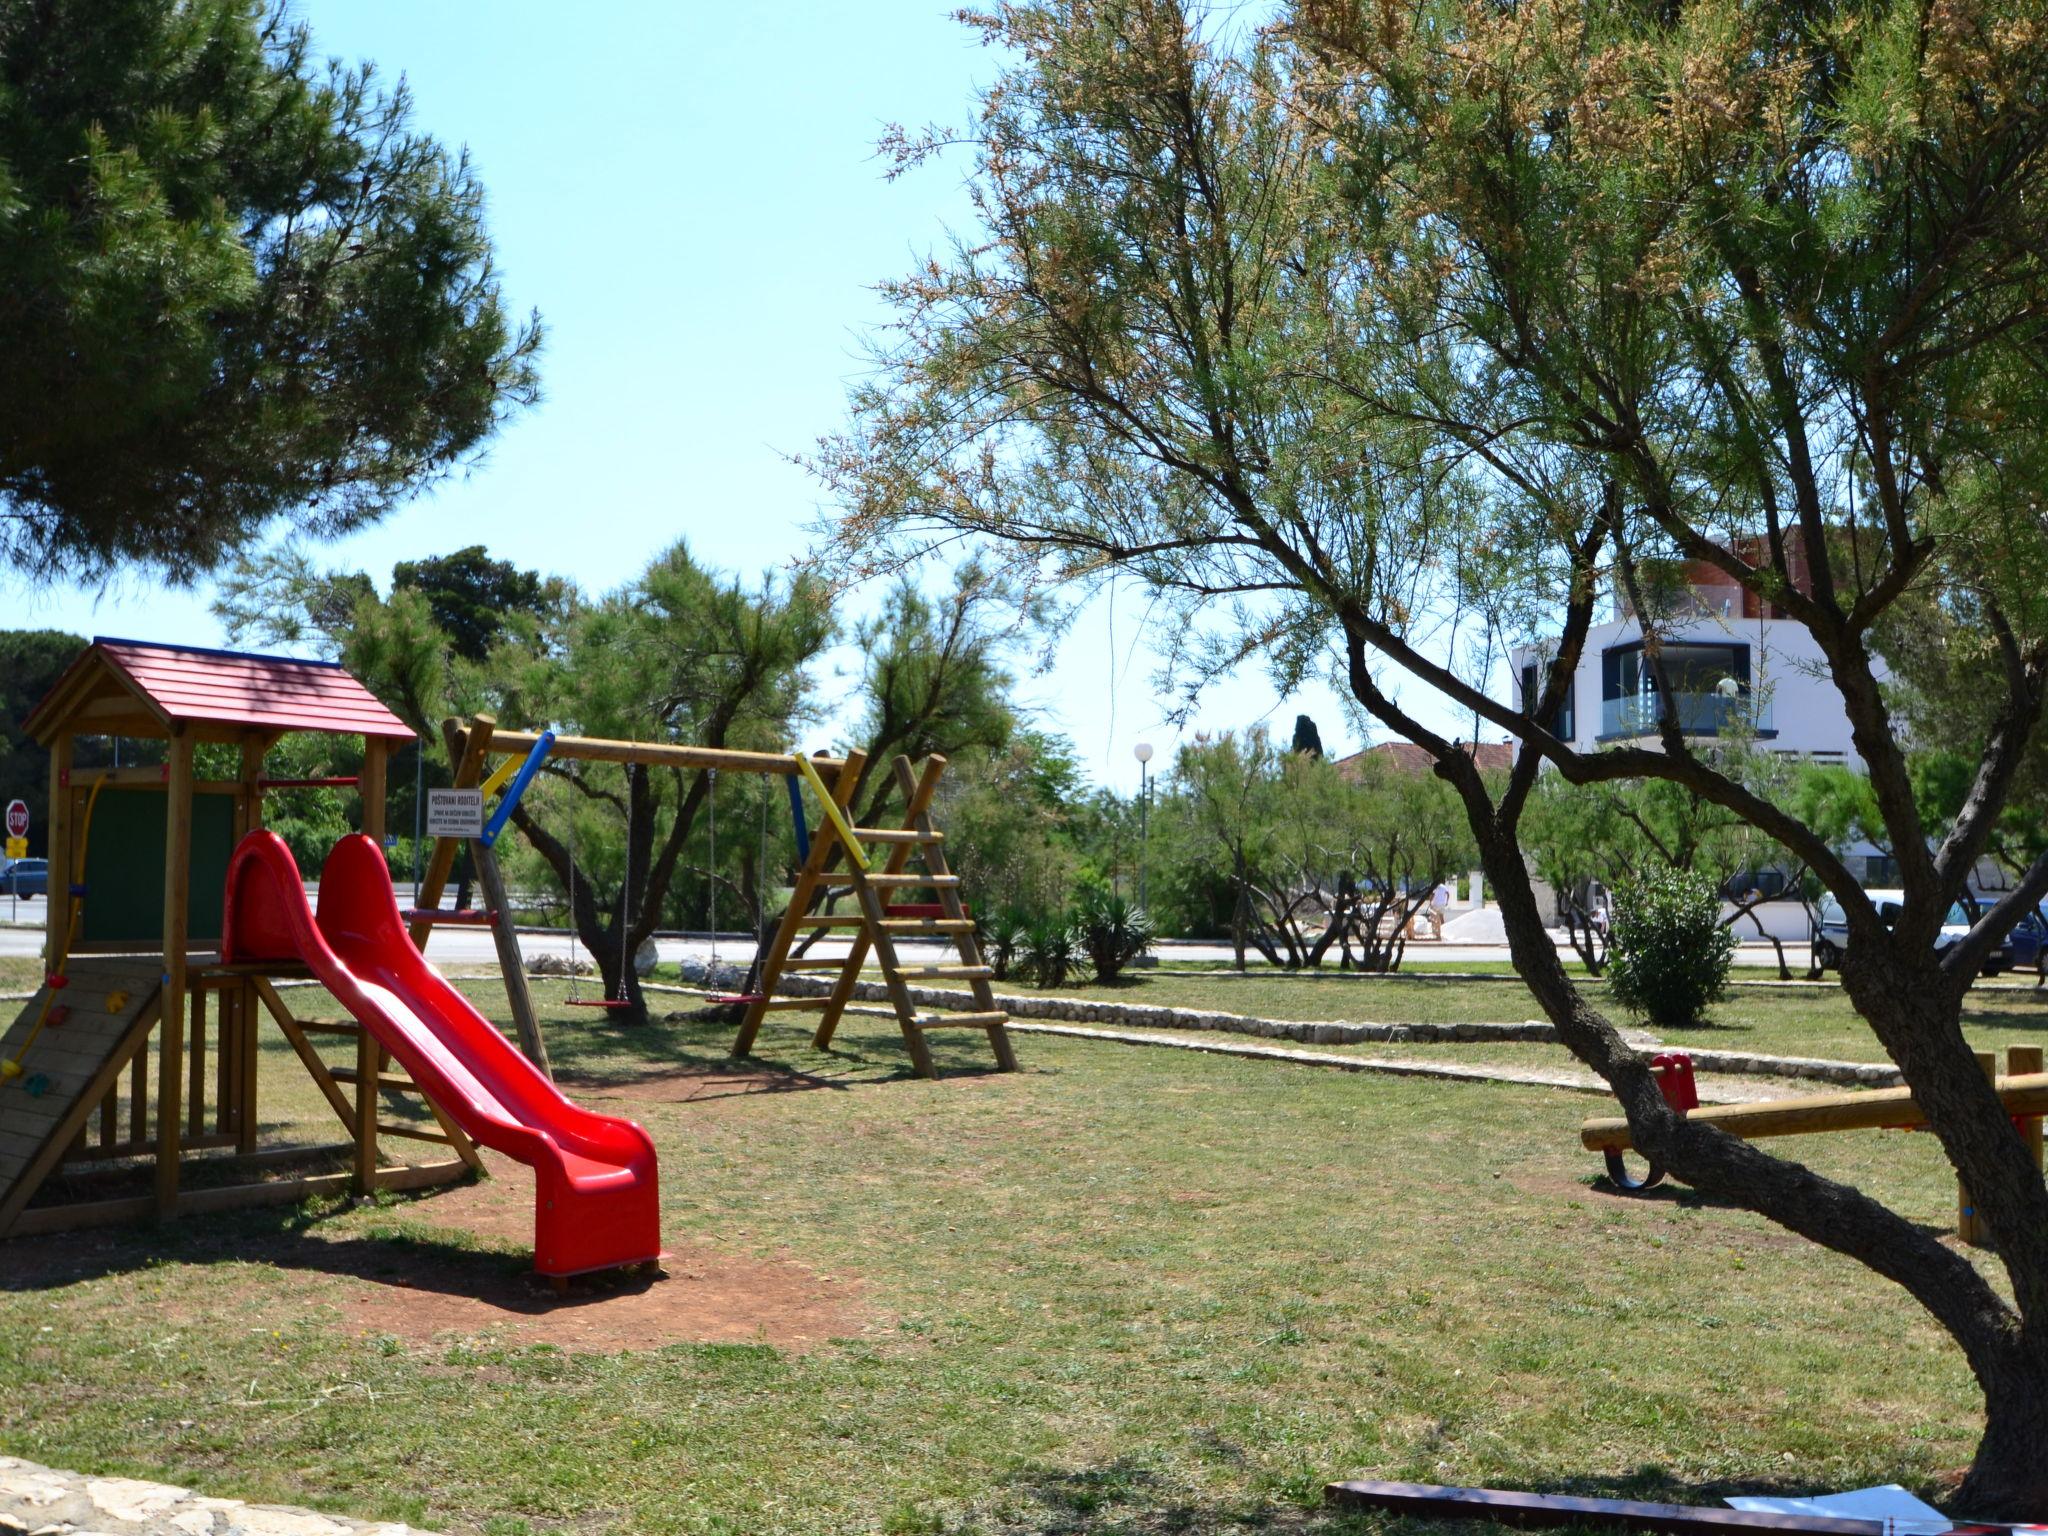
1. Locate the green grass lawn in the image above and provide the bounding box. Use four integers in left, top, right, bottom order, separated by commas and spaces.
0, 984, 1995, 1535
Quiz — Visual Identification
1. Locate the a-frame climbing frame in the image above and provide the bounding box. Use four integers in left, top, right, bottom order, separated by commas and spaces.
731, 750, 1017, 1078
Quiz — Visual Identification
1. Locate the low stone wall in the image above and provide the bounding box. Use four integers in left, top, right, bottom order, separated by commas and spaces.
0, 1456, 437, 1536
667, 961, 1905, 1088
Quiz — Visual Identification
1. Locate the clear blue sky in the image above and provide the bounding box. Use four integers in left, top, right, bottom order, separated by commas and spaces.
6, 1, 1439, 785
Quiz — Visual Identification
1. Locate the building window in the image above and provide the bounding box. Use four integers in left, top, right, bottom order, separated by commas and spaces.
1600, 641, 1768, 738
1519, 661, 1574, 739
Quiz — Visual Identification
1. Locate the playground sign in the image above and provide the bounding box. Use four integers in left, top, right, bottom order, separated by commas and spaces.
426, 788, 485, 839
4, 800, 27, 840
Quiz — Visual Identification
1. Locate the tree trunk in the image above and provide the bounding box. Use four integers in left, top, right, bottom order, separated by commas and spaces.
1956, 1359, 2048, 1516
1442, 772, 2044, 1515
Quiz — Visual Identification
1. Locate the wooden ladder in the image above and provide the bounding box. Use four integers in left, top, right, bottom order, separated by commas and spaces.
731, 752, 1016, 1078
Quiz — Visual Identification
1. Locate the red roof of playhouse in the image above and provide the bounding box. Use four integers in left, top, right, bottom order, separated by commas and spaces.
24, 638, 416, 745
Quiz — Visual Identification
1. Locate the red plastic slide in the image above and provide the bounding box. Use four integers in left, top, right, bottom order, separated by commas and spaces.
222, 831, 660, 1277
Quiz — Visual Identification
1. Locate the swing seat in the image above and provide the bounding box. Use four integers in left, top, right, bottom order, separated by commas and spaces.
706, 993, 766, 1005
566, 998, 634, 1010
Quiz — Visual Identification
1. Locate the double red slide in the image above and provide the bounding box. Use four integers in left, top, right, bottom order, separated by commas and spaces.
222, 831, 660, 1277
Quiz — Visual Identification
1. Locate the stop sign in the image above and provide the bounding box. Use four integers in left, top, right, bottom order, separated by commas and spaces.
4, 800, 27, 839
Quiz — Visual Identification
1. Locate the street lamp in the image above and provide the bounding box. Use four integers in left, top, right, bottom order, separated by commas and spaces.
1134, 742, 1155, 910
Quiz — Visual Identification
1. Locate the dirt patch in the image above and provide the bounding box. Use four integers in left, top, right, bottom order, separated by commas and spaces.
556, 1060, 861, 1106
0, 1153, 871, 1356
329, 1152, 869, 1352
334, 1238, 864, 1354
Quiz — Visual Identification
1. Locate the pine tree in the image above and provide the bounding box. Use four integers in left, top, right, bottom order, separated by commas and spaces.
0, 0, 541, 584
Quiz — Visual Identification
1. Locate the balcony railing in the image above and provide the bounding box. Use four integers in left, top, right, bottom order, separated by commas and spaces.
1600, 692, 1774, 739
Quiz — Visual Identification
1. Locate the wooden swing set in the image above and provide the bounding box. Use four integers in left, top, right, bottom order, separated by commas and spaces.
411, 716, 1016, 1079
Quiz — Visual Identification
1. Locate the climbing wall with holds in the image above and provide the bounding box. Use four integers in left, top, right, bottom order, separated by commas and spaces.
0, 957, 163, 1235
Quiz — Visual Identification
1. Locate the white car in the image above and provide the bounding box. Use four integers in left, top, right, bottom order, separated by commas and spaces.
1812, 888, 2011, 977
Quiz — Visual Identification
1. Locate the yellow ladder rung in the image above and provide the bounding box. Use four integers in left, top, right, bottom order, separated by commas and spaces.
852, 828, 943, 844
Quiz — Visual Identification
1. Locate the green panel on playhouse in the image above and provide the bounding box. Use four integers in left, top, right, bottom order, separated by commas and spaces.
79, 788, 237, 945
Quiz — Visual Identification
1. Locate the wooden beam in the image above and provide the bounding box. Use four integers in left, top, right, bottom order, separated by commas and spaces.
1582, 1070, 2048, 1151
470, 836, 548, 1077
353, 1003, 379, 1195
8, 1157, 468, 1237
155, 730, 193, 1217
44, 734, 71, 970
359, 737, 388, 846
1324, 1481, 1883, 1535
485, 728, 847, 779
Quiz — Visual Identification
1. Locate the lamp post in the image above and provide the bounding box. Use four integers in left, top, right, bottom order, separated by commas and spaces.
1134, 742, 1154, 910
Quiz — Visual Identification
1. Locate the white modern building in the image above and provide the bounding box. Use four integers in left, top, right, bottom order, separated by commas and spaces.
1510, 546, 1881, 767
1509, 544, 1898, 935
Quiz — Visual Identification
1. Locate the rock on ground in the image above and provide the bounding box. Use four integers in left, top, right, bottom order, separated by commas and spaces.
0, 1458, 441, 1536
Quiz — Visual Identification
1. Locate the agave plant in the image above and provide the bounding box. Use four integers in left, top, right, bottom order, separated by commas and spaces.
1074, 884, 1155, 984
1019, 910, 1080, 988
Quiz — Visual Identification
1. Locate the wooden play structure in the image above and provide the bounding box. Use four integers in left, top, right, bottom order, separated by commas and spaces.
412, 718, 1016, 1079
1583, 1045, 2047, 1243
0, 639, 475, 1239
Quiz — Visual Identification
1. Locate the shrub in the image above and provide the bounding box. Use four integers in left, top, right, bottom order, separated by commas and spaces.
981, 905, 1032, 982
1020, 910, 1079, 988
1075, 884, 1155, 983
1607, 868, 1739, 1028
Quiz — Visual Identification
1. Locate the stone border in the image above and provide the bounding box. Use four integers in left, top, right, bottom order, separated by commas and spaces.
1005, 1022, 1785, 1104
0, 1456, 439, 1536
657, 966, 1905, 1089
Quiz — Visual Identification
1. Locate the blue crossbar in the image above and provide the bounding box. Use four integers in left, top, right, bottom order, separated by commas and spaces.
480, 731, 554, 848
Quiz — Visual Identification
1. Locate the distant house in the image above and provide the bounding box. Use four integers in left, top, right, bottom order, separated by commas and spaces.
1509, 534, 1881, 766
1333, 740, 1516, 778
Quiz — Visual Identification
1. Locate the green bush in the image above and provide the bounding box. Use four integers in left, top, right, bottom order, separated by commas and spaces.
1607, 868, 1739, 1028
1074, 884, 1154, 983
1020, 911, 1079, 988
981, 905, 1033, 982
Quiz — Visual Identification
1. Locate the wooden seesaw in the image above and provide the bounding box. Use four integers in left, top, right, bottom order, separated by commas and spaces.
1582, 1045, 2048, 1243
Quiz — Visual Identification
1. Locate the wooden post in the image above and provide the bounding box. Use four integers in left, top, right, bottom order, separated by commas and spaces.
354, 1004, 379, 1195
1959, 1049, 2000, 1244
45, 734, 72, 971
188, 985, 207, 1139
2012, 1045, 2045, 1179
235, 979, 260, 1155
155, 730, 194, 1217
471, 837, 549, 1077
360, 737, 388, 846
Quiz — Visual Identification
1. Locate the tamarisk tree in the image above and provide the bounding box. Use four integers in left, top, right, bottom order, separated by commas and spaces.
819, 0, 2048, 1510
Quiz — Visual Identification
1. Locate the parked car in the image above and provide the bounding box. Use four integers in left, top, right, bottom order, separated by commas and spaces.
1812, 888, 2012, 976
0, 857, 48, 897
2006, 905, 2048, 973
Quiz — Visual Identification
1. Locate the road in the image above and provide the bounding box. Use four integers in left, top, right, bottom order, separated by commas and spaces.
0, 891, 1815, 972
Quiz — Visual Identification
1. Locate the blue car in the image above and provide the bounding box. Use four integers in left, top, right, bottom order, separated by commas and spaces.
0, 858, 47, 897
2007, 906, 2048, 973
